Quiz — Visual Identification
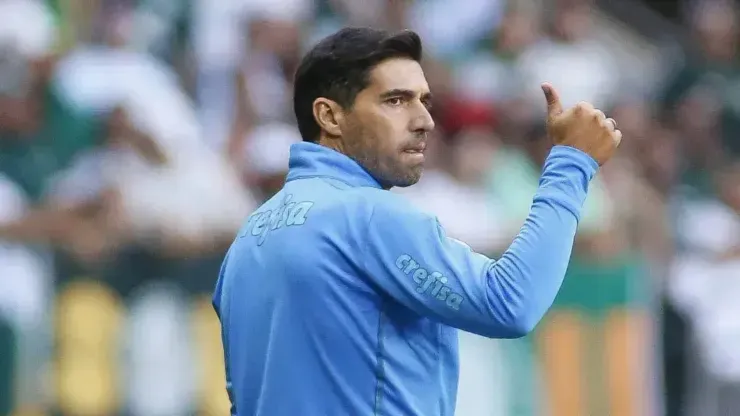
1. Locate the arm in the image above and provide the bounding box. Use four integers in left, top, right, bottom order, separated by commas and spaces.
226, 70, 254, 160
362, 145, 598, 338
0, 197, 104, 244
0, 190, 127, 264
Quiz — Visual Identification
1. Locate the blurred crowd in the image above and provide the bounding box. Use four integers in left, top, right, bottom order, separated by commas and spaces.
1, 0, 740, 415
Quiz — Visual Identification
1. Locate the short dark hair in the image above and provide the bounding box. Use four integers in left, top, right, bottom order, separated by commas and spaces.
293, 27, 423, 143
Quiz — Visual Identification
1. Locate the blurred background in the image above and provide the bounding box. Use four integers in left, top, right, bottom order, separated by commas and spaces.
0, 0, 739, 415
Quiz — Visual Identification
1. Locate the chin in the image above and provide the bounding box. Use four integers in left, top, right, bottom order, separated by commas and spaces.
390, 170, 423, 188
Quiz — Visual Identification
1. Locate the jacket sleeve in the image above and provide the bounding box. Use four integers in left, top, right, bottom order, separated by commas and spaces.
361, 145, 599, 338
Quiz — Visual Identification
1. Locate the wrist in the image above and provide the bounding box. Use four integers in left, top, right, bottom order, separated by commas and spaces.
547, 145, 599, 179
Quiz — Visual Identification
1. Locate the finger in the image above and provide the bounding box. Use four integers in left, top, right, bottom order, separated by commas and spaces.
573, 101, 593, 116
593, 110, 606, 123
600, 117, 615, 132
541, 82, 563, 121
605, 117, 617, 131
613, 130, 622, 147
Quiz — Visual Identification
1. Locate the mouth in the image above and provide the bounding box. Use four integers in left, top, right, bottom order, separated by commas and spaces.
403, 142, 427, 154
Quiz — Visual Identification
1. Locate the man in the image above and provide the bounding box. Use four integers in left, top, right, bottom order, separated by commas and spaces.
213, 27, 621, 415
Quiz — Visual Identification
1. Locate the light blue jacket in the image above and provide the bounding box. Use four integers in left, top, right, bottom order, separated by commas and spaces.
213, 141, 598, 416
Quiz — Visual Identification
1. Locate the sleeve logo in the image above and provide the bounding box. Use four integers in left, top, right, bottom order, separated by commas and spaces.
395, 254, 465, 311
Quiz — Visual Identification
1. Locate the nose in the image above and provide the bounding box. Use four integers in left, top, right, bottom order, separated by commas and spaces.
410, 103, 435, 133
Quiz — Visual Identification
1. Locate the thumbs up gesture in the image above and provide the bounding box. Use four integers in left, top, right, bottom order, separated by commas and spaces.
541, 83, 621, 166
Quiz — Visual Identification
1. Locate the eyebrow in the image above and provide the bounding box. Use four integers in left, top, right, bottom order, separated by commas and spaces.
379, 89, 433, 102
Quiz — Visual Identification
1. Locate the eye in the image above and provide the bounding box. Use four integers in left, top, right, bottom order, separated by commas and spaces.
386, 97, 404, 106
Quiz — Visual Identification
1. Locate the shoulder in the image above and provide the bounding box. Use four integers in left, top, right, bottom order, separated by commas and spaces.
353, 188, 438, 230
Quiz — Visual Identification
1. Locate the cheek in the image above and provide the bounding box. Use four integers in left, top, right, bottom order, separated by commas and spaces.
349, 105, 411, 157
354, 111, 400, 145
364, 109, 399, 134
380, 111, 413, 148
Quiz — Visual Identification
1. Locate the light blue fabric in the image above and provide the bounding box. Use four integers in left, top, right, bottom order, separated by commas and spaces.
213, 141, 598, 415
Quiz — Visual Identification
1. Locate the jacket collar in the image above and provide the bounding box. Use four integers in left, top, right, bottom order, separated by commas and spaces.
286, 142, 383, 189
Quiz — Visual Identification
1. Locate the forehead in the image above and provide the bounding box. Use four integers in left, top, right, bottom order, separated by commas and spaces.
366, 58, 430, 94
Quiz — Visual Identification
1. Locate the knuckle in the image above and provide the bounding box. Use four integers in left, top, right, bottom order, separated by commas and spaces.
613, 131, 622, 143
574, 102, 595, 118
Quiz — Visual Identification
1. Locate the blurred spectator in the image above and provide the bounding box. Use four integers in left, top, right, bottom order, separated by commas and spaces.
670, 164, 740, 415
655, 3, 740, 414
0, 173, 51, 415
407, 0, 505, 60
452, 2, 541, 107
0, 1, 62, 413
2, 28, 254, 259
238, 122, 302, 202
518, 0, 619, 112
662, 0, 740, 160
194, 0, 312, 149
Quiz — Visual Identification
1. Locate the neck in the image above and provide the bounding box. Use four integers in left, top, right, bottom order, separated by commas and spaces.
315, 136, 392, 190
317, 136, 347, 156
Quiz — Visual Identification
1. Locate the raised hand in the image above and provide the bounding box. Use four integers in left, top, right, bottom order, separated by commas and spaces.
541, 82, 621, 166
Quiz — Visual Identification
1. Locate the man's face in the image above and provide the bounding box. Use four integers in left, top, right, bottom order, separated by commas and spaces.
341, 58, 435, 188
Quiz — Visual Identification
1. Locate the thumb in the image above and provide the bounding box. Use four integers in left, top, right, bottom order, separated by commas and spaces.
541, 82, 563, 121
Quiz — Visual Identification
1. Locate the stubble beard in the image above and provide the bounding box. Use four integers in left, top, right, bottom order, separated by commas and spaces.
345, 126, 423, 189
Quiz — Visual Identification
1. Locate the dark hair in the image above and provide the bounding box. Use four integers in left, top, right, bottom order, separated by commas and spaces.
293, 27, 423, 143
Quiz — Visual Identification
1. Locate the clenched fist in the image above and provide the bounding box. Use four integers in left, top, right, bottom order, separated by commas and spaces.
541, 82, 621, 166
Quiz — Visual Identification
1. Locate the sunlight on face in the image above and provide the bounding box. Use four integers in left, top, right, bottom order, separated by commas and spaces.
342, 58, 435, 188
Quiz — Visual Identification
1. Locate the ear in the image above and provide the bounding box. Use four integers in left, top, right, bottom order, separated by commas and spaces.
313, 97, 344, 138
